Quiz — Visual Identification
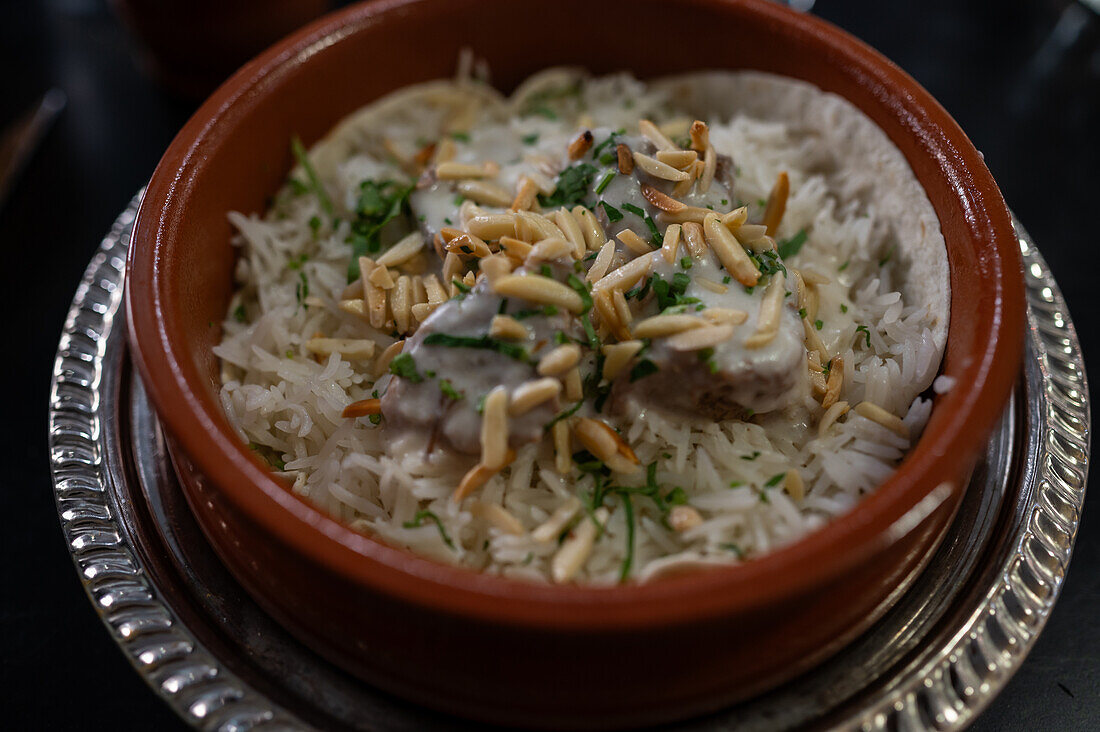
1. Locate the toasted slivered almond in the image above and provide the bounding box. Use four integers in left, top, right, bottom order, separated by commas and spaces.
595, 289, 630, 341
453, 449, 516, 502
479, 254, 513, 283
593, 253, 653, 293
666, 323, 735, 352
810, 369, 827, 395
369, 264, 395, 289
533, 496, 581, 541
489, 315, 529, 340
399, 251, 428, 275
382, 137, 414, 173
413, 141, 436, 169
762, 171, 789, 236
671, 159, 702, 198
377, 232, 425, 268
442, 252, 463, 286
361, 258, 388, 329
587, 239, 616, 283
338, 298, 368, 319
661, 223, 682, 264
509, 378, 562, 416
617, 229, 653, 256
702, 307, 749, 325
551, 208, 586, 258
515, 211, 566, 243
498, 236, 534, 263
341, 278, 363, 300
537, 344, 581, 376
571, 206, 607, 251
601, 340, 644, 380
480, 386, 510, 470
682, 221, 707, 258
699, 144, 717, 192
801, 269, 831, 285
509, 176, 539, 212
552, 420, 573, 475
612, 289, 633, 327
633, 152, 691, 182
638, 119, 678, 151
640, 183, 686, 213
411, 275, 428, 304
807, 351, 824, 372
433, 137, 456, 164
818, 400, 850, 436
721, 206, 749, 230
735, 224, 769, 244
633, 313, 707, 338
341, 398, 381, 418
492, 274, 585, 313
822, 355, 844, 409
854, 401, 909, 437
802, 316, 827, 360
551, 507, 608, 583
457, 179, 514, 207
411, 302, 436, 323
527, 237, 574, 264
568, 129, 594, 159
743, 275, 786, 348
435, 160, 499, 180
373, 339, 405, 378
392, 276, 412, 334
670, 505, 703, 532
438, 226, 464, 243
655, 149, 699, 170
467, 214, 516, 240
703, 214, 760, 287
695, 276, 728, 294
525, 169, 556, 195
469, 501, 524, 535
422, 274, 447, 305
689, 120, 709, 153
784, 469, 805, 501
574, 418, 640, 474
564, 367, 583, 401
616, 143, 634, 174
306, 337, 377, 361
445, 232, 492, 258
656, 206, 712, 225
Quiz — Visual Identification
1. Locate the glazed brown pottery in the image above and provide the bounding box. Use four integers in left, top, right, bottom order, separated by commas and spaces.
127, 0, 1025, 727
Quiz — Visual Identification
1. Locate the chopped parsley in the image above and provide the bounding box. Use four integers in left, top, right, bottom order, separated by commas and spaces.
423, 333, 531, 362
544, 401, 583, 431
346, 179, 415, 281
629, 359, 659, 382
698, 347, 719, 374
620, 202, 661, 246
589, 129, 624, 164
600, 200, 624, 222
855, 324, 871, 347
764, 472, 786, 487
567, 274, 593, 313
402, 510, 455, 549
815, 319, 824, 330
777, 229, 808, 259
838, 259, 850, 272
721, 542, 746, 559
512, 305, 559, 319
439, 379, 463, 401
295, 271, 309, 305
879, 245, 895, 266
232, 304, 247, 323
680, 256, 693, 270
449, 131, 470, 142
594, 170, 616, 195
308, 215, 322, 235
451, 278, 471, 294
521, 132, 539, 145
539, 162, 598, 208
290, 134, 334, 217
798, 307, 807, 319
722, 275, 731, 284
740, 450, 761, 461
840, 303, 848, 313
388, 353, 424, 382
749, 248, 786, 278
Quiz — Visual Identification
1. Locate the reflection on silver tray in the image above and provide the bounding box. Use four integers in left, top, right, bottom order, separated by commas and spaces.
49, 193, 1090, 731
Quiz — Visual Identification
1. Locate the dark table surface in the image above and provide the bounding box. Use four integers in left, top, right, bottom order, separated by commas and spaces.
4, 0, 1097, 729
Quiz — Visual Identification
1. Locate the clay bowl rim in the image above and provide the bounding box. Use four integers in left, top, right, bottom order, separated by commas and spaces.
127, 0, 1024, 632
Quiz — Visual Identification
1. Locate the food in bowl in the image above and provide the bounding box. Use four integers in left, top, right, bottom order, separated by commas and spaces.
213, 66, 949, 584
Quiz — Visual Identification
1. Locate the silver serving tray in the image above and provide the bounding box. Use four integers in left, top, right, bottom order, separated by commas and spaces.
49, 193, 1090, 731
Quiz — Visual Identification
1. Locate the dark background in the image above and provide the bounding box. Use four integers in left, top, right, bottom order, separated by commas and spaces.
3, 0, 1097, 729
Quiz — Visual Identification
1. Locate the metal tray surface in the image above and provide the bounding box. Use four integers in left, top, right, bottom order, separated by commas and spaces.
48, 193, 1090, 730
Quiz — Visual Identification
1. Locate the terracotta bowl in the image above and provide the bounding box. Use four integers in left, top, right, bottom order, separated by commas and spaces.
126, 0, 1024, 727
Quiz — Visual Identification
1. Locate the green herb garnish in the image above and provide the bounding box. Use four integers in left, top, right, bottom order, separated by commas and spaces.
290, 134, 333, 217
855, 324, 871, 347
423, 333, 531, 362
600, 200, 623, 222
629, 359, 658, 382
439, 379, 463, 401
741, 451, 761, 461
346, 179, 415, 281
232, 304, 246, 323
777, 229, 808, 259
815, 319, 823, 330
403, 510, 455, 549
449, 131, 470, 142
521, 133, 539, 145
389, 353, 424, 382
594, 170, 616, 195
539, 163, 598, 208
620, 202, 661, 245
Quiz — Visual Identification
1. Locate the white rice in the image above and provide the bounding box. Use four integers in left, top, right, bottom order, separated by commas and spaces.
214, 69, 947, 584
